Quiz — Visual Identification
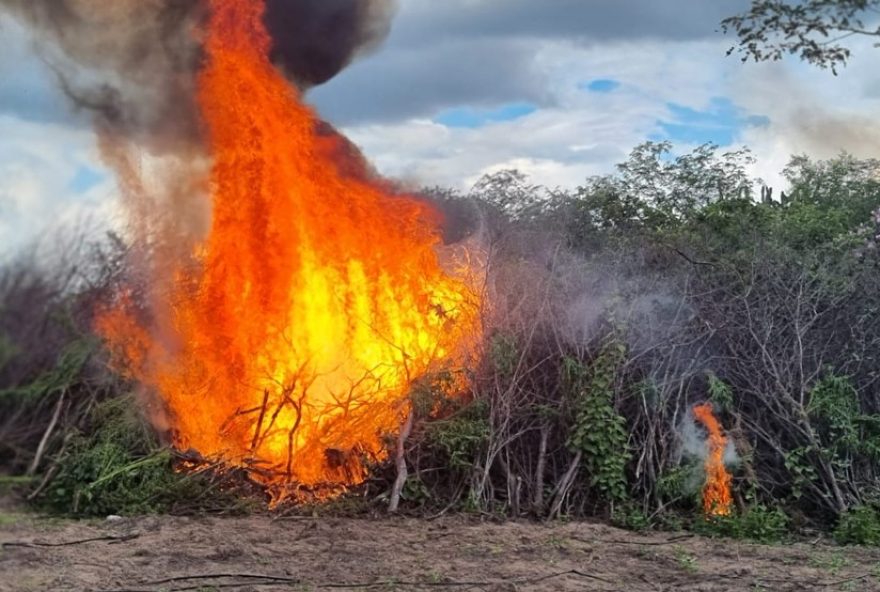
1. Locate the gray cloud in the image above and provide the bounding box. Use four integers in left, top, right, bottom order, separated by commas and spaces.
391, 0, 747, 48
311, 0, 749, 125
309, 37, 550, 124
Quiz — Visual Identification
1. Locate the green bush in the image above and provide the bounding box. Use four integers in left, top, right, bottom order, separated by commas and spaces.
834, 506, 880, 546
611, 502, 651, 531
696, 505, 790, 543
36, 396, 248, 517
426, 400, 489, 471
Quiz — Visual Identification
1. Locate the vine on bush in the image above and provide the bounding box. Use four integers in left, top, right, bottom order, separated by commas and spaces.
564, 344, 630, 505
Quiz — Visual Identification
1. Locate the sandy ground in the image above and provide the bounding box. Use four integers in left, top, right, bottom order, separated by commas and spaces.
2, 510, 880, 592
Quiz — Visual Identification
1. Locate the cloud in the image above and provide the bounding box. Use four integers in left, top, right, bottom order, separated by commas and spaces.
729, 36, 880, 190
309, 0, 749, 125
389, 0, 747, 47
0, 114, 116, 259
308, 36, 550, 124
342, 37, 764, 190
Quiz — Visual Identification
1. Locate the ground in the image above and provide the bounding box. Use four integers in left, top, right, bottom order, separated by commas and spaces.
2, 509, 880, 592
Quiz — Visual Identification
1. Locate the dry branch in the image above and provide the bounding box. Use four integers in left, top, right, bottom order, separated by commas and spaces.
3, 533, 139, 548
100, 568, 614, 592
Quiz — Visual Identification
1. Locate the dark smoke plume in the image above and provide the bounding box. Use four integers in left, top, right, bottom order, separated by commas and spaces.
0, 0, 397, 145
266, 0, 396, 88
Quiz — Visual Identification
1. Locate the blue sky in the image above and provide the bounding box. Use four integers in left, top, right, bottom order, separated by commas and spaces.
1, 0, 879, 254
654, 97, 771, 146
434, 102, 538, 128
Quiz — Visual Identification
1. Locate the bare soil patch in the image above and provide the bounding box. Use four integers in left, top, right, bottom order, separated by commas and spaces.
2, 510, 879, 592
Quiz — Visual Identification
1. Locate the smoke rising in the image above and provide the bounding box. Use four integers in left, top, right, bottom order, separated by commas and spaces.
0, 0, 400, 260
0, 0, 203, 151
0, 0, 398, 146
266, 0, 397, 88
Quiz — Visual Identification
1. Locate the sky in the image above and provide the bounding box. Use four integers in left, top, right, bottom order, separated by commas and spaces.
1, 0, 880, 256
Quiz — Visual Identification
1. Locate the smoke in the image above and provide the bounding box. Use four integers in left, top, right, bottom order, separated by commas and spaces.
777, 108, 880, 159
266, 0, 397, 88
0, 0, 397, 147
0, 0, 203, 151
0, 0, 399, 263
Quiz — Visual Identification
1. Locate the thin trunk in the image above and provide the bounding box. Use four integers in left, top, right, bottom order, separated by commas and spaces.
533, 423, 549, 515
27, 390, 65, 476
388, 411, 414, 513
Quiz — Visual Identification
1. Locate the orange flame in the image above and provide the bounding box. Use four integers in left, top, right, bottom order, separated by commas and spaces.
692, 403, 733, 517
97, 0, 482, 499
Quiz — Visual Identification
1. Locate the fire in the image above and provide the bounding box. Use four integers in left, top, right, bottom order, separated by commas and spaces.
692, 403, 733, 517
98, 0, 482, 498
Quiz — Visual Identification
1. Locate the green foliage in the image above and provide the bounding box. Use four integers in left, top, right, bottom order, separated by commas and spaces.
657, 461, 703, 507
808, 374, 880, 460
611, 502, 651, 531
689, 197, 775, 256
783, 447, 819, 501
673, 546, 699, 573
565, 345, 630, 504
707, 373, 733, 413
721, 0, 880, 73
426, 400, 490, 471
37, 396, 240, 517
573, 142, 756, 237
697, 505, 790, 543
834, 506, 880, 546
471, 169, 546, 221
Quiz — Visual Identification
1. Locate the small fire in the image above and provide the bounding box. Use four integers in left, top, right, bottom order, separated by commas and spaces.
98, 0, 482, 499
692, 403, 733, 517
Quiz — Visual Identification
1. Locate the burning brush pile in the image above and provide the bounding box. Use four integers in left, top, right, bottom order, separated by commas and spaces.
95, 0, 484, 500
2, 0, 484, 504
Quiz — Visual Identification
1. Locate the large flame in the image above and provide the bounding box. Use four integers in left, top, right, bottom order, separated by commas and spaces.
98, 0, 482, 497
692, 403, 733, 517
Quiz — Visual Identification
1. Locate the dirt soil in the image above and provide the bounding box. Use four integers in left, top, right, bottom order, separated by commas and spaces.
2, 509, 880, 592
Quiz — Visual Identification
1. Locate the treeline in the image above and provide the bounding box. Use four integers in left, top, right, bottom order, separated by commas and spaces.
2, 142, 880, 542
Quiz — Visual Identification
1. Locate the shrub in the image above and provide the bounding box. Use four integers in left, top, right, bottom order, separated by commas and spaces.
834, 506, 880, 546
696, 505, 790, 543
36, 396, 251, 517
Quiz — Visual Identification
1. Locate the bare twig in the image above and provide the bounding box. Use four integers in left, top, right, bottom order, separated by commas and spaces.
572, 534, 694, 547
3, 533, 139, 548
102, 568, 614, 592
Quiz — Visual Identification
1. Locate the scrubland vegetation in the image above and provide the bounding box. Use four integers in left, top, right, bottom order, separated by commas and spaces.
2, 142, 880, 546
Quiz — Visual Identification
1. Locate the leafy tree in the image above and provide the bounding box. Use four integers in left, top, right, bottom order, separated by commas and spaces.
722, 0, 880, 73
569, 142, 756, 239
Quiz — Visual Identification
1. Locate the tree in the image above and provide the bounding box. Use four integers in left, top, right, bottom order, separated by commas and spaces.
721, 0, 880, 73
570, 141, 756, 235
